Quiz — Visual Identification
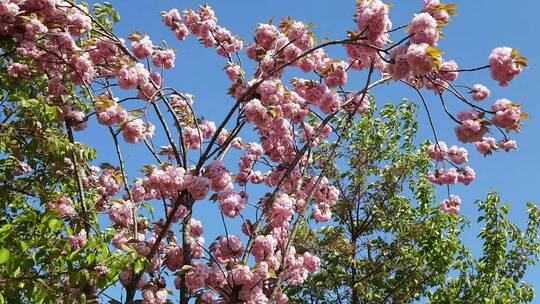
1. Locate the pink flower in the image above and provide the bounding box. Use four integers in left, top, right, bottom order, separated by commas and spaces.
119, 267, 147, 289
423, 0, 440, 12
117, 63, 150, 89
269, 194, 295, 228
355, 0, 392, 46
447, 145, 468, 164
319, 59, 348, 88
187, 175, 211, 200
405, 43, 434, 76
313, 203, 332, 222
244, 98, 271, 128
25, 18, 48, 39
426, 168, 459, 185
0, 1, 19, 17
439, 60, 459, 81
225, 63, 243, 81
292, 78, 328, 104
408, 13, 438, 46
454, 110, 487, 143
67, 230, 87, 250
386, 44, 410, 80
89, 38, 120, 64
95, 95, 128, 126
185, 263, 211, 290
475, 137, 498, 155
275, 293, 289, 304
252, 235, 277, 262
470, 84, 490, 101
490, 99, 522, 131
254, 23, 279, 49
122, 118, 155, 143
174, 24, 189, 40
97, 169, 120, 196
142, 287, 168, 304
458, 166, 476, 185
109, 200, 134, 227
303, 252, 321, 272
7, 62, 29, 78
256, 78, 285, 105
285, 21, 314, 50
218, 188, 246, 218
299, 49, 327, 72
189, 219, 204, 236
151, 49, 175, 69
489, 47, 522, 86
68, 54, 96, 84
198, 120, 216, 139
499, 139, 517, 152
183, 126, 202, 150
205, 160, 232, 192
48, 196, 74, 218
131, 35, 153, 59
317, 92, 341, 114
210, 234, 243, 263
427, 141, 448, 162
439, 194, 461, 214
66, 9, 92, 36
161, 8, 181, 29
165, 245, 183, 271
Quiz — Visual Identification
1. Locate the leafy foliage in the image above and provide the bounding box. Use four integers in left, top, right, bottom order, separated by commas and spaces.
288, 101, 540, 304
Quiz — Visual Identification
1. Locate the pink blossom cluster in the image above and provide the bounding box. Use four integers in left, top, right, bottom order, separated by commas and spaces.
94, 95, 128, 126
489, 47, 522, 87
408, 13, 439, 46
309, 176, 340, 222
319, 59, 348, 88
109, 200, 135, 227
218, 188, 247, 218
490, 98, 522, 131
161, 9, 189, 40
346, 0, 392, 70
141, 287, 168, 304
204, 160, 232, 192
454, 109, 488, 143
48, 196, 75, 218
470, 84, 491, 101
2, 1, 531, 302
355, 0, 391, 46
7, 62, 30, 78
58, 105, 87, 131
142, 165, 211, 201
245, 17, 323, 77
427, 141, 468, 164
427, 167, 475, 186
476, 137, 517, 155
177, 235, 320, 303
236, 143, 264, 186
386, 43, 445, 81
162, 5, 242, 57
122, 118, 155, 144
67, 230, 87, 250
97, 169, 121, 197
422, 0, 451, 23
439, 194, 461, 214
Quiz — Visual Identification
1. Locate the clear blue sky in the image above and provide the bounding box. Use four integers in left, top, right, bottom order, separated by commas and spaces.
82, 0, 540, 301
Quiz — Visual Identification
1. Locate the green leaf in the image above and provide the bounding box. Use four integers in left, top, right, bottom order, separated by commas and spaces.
0, 247, 10, 264
134, 259, 144, 274
48, 218, 61, 231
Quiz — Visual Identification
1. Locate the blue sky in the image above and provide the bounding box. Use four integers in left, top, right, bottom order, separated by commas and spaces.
82, 0, 540, 301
